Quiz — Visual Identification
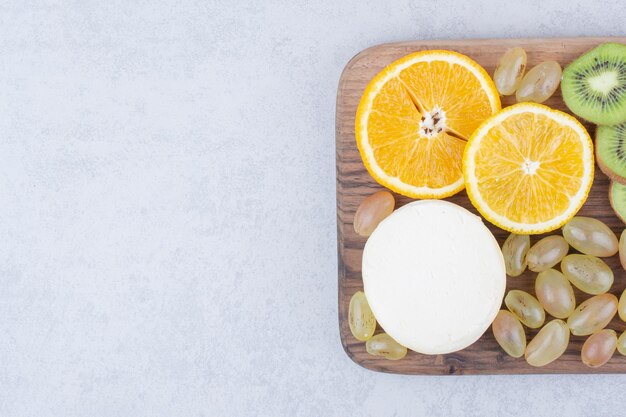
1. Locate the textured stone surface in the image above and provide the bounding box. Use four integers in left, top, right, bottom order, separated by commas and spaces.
1, 1, 626, 416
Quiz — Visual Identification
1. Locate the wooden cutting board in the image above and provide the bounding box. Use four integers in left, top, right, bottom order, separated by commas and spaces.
336, 37, 626, 375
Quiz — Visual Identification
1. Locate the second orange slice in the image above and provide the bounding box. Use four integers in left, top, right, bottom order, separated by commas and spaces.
463, 103, 594, 234
356, 50, 501, 199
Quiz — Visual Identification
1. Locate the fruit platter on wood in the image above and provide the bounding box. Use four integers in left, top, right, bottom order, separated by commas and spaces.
336, 38, 626, 374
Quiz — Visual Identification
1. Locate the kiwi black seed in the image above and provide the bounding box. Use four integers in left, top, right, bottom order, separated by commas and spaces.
562, 43, 626, 126
609, 181, 626, 223
596, 122, 626, 184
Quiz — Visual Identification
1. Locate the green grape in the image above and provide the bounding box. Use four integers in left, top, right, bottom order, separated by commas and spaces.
581, 329, 617, 367
561, 254, 613, 295
567, 293, 618, 336
492, 310, 526, 358
501, 233, 530, 277
526, 235, 569, 272
349, 291, 376, 341
525, 319, 569, 367
365, 333, 407, 360
535, 269, 576, 319
562, 217, 618, 257
505, 290, 545, 328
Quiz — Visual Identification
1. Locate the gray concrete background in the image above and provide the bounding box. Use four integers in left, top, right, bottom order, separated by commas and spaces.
1, 1, 626, 416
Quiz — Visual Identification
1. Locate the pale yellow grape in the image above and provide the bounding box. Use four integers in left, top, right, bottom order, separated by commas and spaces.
493, 47, 527, 95
505, 290, 545, 328
526, 236, 569, 272
562, 217, 618, 257
561, 254, 613, 295
525, 319, 569, 367
535, 269, 576, 319
348, 291, 376, 341
618, 331, 626, 355
365, 333, 407, 360
353, 191, 395, 237
581, 329, 617, 368
501, 233, 530, 277
515, 61, 562, 103
619, 289, 626, 322
620, 230, 626, 271
492, 310, 526, 358
567, 294, 618, 336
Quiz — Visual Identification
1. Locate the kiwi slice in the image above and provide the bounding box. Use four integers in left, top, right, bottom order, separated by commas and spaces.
562, 43, 626, 126
610, 181, 626, 223
596, 122, 626, 184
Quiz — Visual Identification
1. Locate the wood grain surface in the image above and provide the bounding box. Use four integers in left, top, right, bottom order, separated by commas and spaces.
336, 37, 626, 375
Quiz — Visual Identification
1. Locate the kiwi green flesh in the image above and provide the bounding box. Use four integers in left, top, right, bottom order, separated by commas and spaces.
562, 43, 626, 126
610, 182, 626, 223
596, 123, 626, 184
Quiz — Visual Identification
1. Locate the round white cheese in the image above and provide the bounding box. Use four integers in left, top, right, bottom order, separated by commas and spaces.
362, 200, 506, 355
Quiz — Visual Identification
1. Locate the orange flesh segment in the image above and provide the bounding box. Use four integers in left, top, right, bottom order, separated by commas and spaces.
397, 60, 495, 138
473, 112, 585, 224
366, 78, 465, 189
356, 50, 501, 199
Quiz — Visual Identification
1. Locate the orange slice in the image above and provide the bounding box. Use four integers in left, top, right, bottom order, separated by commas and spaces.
463, 103, 594, 234
356, 50, 501, 198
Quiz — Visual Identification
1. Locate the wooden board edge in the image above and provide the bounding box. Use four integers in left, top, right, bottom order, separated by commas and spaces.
335, 36, 626, 375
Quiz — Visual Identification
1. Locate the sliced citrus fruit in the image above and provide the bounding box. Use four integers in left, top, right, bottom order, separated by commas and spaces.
356, 50, 501, 199
463, 103, 594, 234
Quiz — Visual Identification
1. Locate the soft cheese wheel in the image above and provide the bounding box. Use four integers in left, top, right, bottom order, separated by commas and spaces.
362, 200, 506, 354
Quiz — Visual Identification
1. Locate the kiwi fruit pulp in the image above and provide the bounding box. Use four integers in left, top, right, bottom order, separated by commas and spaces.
596, 122, 626, 184
610, 181, 626, 223
562, 43, 626, 126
